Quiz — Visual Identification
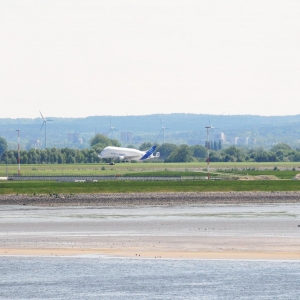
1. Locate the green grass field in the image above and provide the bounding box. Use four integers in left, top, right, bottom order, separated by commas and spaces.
122, 170, 212, 177
1, 180, 300, 195
0, 162, 299, 195
1, 161, 299, 177
219, 169, 299, 179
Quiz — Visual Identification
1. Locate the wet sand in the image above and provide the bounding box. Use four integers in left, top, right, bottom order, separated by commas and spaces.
0, 200, 300, 260
1, 248, 300, 260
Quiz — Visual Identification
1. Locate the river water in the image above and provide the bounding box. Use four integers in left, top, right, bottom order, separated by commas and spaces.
1, 203, 300, 299
1, 257, 300, 299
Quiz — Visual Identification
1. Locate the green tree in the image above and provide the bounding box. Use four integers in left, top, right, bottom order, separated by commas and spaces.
75, 151, 84, 163
290, 151, 300, 162
255, 150, 270, 162
49, 151, 58, 164
0, 137, 8, 155
271, 143, 292, 152
191, 145, 206, 159
6, 150, 17, 164
156, 143, 177, 159
222, 146, 246, 162
209, 151, 222, 162
223, 154, 235, 162
21, 152, 28, 164
27, 149, 40, 164
90, 134, 111, 147
87, 149, 100, 163
66, 155, 76, 164
268, 151, 277, 162
139, 142, 152, 151
275, 150, 285, 161
90, 134, 120, 152
165, 144, 194, 162
57, 153, 65, 164
40, 150, 48, 164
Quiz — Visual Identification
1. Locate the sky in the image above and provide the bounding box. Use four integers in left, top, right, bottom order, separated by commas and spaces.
1, 0, 300, 118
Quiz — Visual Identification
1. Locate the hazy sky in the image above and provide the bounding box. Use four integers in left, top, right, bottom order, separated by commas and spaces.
1, 0, 300, 118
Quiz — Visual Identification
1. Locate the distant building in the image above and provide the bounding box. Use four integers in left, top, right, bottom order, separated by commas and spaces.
228, 137, 239, 145
67, 133, 82, 144
120, 132, 133, 142
132, 136, 142, 143
237, 137, 249, 145
248, 137, 257, 145
29, 139, 41, 149
214, 132, 226, 142
228, 136, 256, 146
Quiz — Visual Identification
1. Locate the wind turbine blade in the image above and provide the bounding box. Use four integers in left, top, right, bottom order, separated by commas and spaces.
157, 129, 163, 138
40, 121, 45, 131
40, 111, 45, 120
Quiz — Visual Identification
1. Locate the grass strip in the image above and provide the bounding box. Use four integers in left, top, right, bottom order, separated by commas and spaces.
1, 161, 300, 177
218, 170, 299, 179
122, 171, 210, 177
1, 180, 300, 195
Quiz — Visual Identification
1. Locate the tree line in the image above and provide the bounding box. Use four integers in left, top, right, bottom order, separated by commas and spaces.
1, 135, 300, 164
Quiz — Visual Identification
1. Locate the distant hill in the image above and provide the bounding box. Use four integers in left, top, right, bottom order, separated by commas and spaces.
1, 114, 300, 149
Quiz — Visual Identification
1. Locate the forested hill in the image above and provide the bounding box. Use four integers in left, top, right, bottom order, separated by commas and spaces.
1, 114, 300, 149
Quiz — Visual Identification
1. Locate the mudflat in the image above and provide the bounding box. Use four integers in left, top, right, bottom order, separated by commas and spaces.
0, 196, 300, 260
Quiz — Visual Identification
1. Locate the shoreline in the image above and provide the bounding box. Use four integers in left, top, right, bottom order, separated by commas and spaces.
1, 191, 300, 206
1, 248, 300, 260
2, 193, 299, 261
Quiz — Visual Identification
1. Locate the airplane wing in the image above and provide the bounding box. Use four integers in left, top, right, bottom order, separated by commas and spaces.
124, 155, 140, 159
117, 154, 142, 161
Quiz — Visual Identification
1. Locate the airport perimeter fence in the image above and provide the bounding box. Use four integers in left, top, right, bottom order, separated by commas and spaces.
4, 175, 223, 181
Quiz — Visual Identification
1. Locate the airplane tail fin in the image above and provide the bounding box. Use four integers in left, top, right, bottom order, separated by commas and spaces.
140, 145, 157, 160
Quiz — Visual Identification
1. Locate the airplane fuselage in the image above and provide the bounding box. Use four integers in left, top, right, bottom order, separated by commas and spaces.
99, 147, 143, 160
99, 146, 159, 161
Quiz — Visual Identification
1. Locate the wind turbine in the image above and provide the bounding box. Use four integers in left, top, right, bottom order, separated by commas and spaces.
40, 111, 53, 149
157, 119, 169, 144
107, 117, 118, 138
205, 124, 213, 180
207, 119, 220, 148
205, 121, 219, 180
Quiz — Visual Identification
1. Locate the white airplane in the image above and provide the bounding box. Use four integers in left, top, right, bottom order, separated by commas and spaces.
99, 145, 160, 162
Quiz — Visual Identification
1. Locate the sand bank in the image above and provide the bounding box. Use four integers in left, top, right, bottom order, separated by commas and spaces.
1, 248, 300, 260
1, 199, 299, 260
1, 191, 300, 206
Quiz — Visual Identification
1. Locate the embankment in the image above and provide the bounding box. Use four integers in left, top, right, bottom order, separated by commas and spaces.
1, 191, 300, 206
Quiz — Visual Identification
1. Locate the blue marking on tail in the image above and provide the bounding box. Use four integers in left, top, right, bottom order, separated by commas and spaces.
140, 146, 157, 160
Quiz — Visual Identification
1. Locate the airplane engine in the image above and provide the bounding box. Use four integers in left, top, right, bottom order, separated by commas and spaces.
156, 152, 160, 158
118, 156, 125, 161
